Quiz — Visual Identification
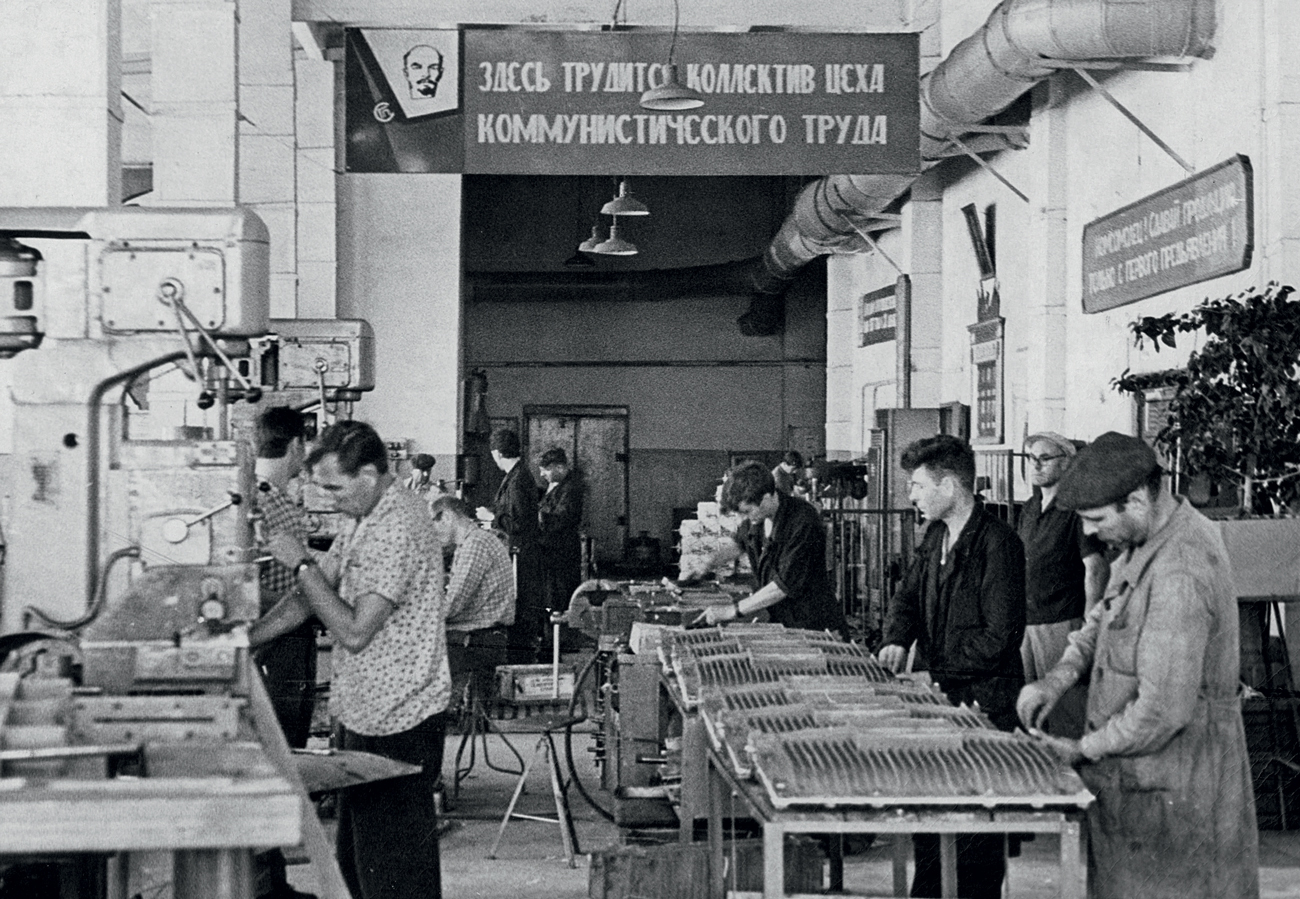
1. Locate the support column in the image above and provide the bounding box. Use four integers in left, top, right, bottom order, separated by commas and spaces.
239, 0, 297, 315
0, 0, 122, 206
294, 54, 338, 318
1024, 80, 1070, 436
902, 173, 944, 409
150, 0, 238, 205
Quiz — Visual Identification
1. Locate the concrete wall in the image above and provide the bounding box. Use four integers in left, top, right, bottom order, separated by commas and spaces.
827, 0, 1285, 502
464, 275, 826, 547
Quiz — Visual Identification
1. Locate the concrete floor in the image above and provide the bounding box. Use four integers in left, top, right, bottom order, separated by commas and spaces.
290, 731, 1300, 899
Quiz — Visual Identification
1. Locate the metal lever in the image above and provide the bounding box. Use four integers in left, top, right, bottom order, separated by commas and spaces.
162, 492, 242, 543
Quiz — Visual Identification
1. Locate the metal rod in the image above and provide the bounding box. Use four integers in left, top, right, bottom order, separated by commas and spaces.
949, 136, 1032, 203
847, 221, 904, 277
1073, 67, 1194, 174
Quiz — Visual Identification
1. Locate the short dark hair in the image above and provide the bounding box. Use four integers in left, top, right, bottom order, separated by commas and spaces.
782, 450, 804, 468
306, 420, 389, 476
900, 434, 975, 492
721, 460, 776, 510
539, 447, 567, 468
430, 494, 475, 520
491, 428, 521, 459
256, 406, 306, 459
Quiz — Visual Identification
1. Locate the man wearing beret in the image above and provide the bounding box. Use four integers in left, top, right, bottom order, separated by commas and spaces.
1017, 431, 1108, 737
1017, 431, 1258, 899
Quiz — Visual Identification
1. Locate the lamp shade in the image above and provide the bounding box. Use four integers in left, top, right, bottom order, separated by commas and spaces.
591, 220, 638, 256
640, 64, 704, 111
577, 225, 602, 252
564, 246, 596, 267
600, 180, 649, 216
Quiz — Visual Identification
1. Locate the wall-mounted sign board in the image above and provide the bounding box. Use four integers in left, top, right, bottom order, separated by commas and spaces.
1081, 155, 1253, 313
346, 28, 919, 175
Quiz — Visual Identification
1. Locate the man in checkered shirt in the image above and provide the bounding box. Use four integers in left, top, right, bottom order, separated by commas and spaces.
429, 495, 515, 707
250, 406, 317, 748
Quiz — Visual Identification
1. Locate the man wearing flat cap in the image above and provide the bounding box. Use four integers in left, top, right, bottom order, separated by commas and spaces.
1017, 432, 1108, 738
1017, 431, 1258, 899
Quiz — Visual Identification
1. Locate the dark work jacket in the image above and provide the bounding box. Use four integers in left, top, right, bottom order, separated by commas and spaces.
737, 492, 845, 636
883, 506, 1026, 726
537, 472, 583, 567
492, 461, 540, 552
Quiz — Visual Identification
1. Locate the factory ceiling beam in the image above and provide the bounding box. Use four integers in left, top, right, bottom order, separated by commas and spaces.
289, 0, 911, 29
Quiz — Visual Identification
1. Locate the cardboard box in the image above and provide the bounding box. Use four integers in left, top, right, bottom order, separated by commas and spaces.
495, 664, 576, 701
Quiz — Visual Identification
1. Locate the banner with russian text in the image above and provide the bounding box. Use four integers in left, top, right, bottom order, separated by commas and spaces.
346, 28, 919, 175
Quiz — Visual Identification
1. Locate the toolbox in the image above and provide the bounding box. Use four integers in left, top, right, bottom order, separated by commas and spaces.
494, 664, 576, 702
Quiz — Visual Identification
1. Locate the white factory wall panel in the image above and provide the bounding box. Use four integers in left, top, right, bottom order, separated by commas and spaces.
337, 174, 462, 481
826, 0, 1282, 489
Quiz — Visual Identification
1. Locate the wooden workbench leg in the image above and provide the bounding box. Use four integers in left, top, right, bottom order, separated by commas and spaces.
708, 758, 725, 898
174, 848, 254, 899
763, 823, 785, 899
105, 853, 129, 899
681, 713, 709, 842
1059, 817, 1086, 899
939, 834, 957, 899
892, 836, 910, 898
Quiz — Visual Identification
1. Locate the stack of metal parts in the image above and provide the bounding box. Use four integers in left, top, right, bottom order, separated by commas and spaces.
663, 626, 1092, 811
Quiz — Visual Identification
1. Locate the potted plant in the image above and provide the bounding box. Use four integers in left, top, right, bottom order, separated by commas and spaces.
1115, 281, 1300, 517
1114, 281, 1300, 688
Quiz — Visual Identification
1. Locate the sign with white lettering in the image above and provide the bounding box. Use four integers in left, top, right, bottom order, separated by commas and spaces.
1081, 156, 1253, 313
346, 28, 919, 175
859, 283, 897, 346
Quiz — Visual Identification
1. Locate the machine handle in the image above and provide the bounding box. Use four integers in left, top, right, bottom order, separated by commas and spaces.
161, 492, 243, 543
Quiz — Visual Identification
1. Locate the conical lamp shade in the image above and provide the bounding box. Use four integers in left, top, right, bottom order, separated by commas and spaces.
564, 246, 596, 267
577, 225, 602, 252
600, 180, 649, 216
640, 64, 704, 111
591, 220, 638, 256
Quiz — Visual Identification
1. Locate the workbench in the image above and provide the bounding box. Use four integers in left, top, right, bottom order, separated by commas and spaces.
651, 626, 1092, 899
700, 737, 1087, 899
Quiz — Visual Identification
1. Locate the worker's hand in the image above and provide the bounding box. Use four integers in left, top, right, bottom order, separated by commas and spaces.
1030, 732, 1084, 767
475, 506, 495, 523
876, 643, 907, 674
266, 530, 308, 568
698, 602, 739, 627
1016, 682, 1059, 731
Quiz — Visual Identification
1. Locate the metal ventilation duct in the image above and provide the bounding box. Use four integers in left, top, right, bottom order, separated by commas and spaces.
740, 0, 1218, 335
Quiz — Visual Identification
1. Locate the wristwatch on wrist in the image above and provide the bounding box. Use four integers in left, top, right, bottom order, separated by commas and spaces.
294, 557, 314, 579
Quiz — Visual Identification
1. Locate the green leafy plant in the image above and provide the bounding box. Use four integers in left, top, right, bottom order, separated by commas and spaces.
1114, 282, 1300, 515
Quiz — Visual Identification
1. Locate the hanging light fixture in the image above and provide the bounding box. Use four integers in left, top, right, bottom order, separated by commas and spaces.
577, 224, 603, 253
564, 182, 598, 266
564, 247, 596, 268
591, 219, 638, 256
600, 179, 650, 216
640, 0, 704, 111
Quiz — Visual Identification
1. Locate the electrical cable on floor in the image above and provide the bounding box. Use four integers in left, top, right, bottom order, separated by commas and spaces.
564, 648, 616, 822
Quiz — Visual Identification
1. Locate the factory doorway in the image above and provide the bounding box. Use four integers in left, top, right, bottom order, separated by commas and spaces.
525, 405, 629, 568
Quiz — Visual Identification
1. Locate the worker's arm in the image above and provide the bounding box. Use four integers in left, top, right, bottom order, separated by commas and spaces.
700, 578, 785, 625
248, 589, 312, 648
1082, 552, 1109, 614
267, 531, 394, 652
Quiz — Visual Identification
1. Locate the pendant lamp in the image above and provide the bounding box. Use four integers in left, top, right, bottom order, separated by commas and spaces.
640, 0, 704, 111
591, 220, 638, 256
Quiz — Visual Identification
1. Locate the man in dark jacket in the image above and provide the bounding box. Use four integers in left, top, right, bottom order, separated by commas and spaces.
699, 460, 844, 636
478, 428, 543, 663
878, 434, 1026, 899
537, 447, 584, 616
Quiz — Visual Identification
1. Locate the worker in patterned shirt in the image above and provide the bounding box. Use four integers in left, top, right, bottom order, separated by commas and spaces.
250, 406, 317, 749
255, 420, 450, 899
429, 494, 515, 708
